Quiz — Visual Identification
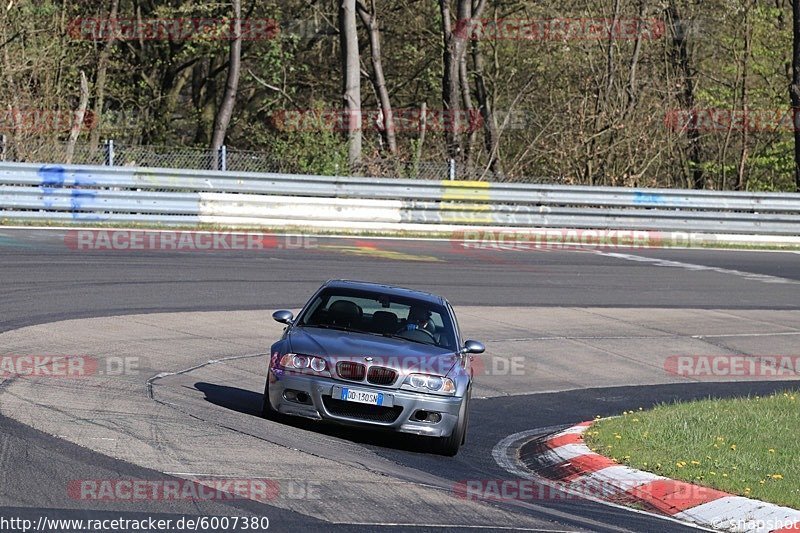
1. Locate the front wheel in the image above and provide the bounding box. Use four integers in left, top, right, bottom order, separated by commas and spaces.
261, 376, 277, 420
433, 389, 470, 456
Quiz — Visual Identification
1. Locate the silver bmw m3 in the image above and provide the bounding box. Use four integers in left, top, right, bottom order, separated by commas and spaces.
262, 280, 485, 456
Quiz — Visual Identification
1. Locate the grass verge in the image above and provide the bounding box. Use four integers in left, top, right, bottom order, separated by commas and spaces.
585, 391, 800, 509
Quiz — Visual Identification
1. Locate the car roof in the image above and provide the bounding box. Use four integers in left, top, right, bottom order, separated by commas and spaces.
322, 280, 447, 306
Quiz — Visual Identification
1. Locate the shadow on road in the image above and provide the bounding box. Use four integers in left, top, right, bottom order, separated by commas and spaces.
194, 381, 437, 454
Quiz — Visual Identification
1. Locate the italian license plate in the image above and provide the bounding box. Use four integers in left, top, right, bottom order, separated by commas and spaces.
341, 387, 383, 406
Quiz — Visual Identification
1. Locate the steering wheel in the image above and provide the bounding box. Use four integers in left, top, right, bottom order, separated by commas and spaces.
397, 327, 437, 343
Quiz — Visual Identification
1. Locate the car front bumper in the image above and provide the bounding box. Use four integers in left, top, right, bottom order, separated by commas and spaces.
267, 369, 463, 437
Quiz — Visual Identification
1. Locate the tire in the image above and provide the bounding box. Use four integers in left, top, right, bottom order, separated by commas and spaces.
461, 387, 471, 445
434, 388, 470, 456
261, 375, 277, 420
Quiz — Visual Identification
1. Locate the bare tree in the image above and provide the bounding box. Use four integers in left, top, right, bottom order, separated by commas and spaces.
456, 0, 475, 167
415, 101, 428, 164
736, 1, 754, 190
356, 0, 396, 154
210, 0, 242, 168
340, 0, 362, 167
668, 0, 704, 189
66, 71, 90, 165
470, 0, 502, 177
792, 0, 800, 190
89, 0, 120, 154
440, 0, 461, 162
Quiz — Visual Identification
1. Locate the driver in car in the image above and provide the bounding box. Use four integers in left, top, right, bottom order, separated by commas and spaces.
402, 306, 434, 334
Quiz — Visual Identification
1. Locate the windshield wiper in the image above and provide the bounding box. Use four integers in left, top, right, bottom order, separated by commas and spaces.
303, 324, 380, 336
304, 324, 435, 344
381, 333, 435, 346
302, 324, 352, 332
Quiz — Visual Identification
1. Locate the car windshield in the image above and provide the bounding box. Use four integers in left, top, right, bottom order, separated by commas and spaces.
297, 288, 457, 350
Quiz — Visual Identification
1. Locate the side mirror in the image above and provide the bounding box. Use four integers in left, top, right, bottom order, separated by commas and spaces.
462, 340, 485, 355
272, 310, 294, 325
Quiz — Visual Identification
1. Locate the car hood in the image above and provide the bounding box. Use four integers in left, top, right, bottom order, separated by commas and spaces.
287, 326, 458, 378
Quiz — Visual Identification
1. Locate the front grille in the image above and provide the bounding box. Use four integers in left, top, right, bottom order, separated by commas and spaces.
367, 366, 398, 386
336, 361, 366, 381
322, 397, 403, 423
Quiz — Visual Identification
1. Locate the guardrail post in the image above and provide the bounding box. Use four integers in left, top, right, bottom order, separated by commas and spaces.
448, 158, 456, 181
0, 134, 6, 162
218, 145, 227, 172
104, 139, 115, 166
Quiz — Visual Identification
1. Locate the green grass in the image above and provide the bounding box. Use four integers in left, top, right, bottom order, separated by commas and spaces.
585, 391, 800, 509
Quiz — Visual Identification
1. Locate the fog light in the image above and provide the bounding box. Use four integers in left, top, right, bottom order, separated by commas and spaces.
413, 410, 442, 423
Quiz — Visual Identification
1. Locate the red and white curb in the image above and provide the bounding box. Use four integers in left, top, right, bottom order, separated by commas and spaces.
523, 422, 800, 532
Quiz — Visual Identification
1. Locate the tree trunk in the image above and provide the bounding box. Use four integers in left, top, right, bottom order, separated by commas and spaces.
65, 71, 89, 165
89, 0, 120, 154
456, 0, 475, 169
737, 3, 753, 191
210, 0, 242, 169
415, 101, 428, 167
440, 0, 461, 161
791, 0, 800, 190
194, 57, 221, 145
340, 0, 362, 168
472, 42, 502, 178
357, 0, 396, 155
668, 1, 703, 189
471, 0, 502, 177
603, 0, 645, 185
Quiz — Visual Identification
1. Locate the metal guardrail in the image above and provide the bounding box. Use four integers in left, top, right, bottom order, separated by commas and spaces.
1, 161, 800, 235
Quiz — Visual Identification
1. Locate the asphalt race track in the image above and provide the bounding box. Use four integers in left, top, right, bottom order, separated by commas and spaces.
2, 228, 800, 532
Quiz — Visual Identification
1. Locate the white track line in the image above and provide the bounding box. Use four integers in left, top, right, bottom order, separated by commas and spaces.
692, 332, 800, 339
329, 523, 578, 531
596, 251, 800, 285
146, 352, 267, 398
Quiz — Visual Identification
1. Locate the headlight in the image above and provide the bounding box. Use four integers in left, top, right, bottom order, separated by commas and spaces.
310, 357, 327, 372
402, 373, 456, 395
278, 353, 329, 376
